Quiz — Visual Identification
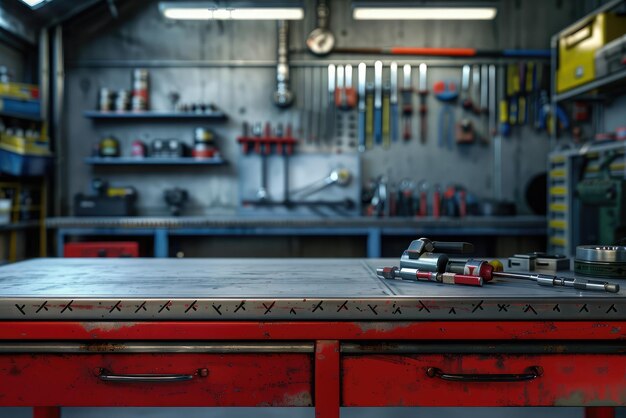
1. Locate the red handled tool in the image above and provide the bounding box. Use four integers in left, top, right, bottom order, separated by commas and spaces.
377, 266, 483, 287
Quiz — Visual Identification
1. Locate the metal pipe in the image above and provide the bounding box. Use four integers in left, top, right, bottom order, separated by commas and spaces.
52, 25, 65, 216
273, 20, 293, 108
68, 59, 530, 69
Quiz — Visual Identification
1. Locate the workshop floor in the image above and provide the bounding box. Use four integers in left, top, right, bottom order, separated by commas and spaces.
4, 407, 626, 417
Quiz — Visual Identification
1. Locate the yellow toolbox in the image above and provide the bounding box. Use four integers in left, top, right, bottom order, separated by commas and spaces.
556, 11, 626, 93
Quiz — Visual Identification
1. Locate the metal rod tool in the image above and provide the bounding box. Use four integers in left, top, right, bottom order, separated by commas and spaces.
374, 60, 383, 145
493, 271, 619, 293
390, 62, 399, 142
418, 63, 428, 144
357, 63, 366, 152
401, 64, 413, 140
327, 64, 336, 142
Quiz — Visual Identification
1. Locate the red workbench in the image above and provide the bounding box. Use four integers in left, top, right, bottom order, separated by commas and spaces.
0, 259, 623, 418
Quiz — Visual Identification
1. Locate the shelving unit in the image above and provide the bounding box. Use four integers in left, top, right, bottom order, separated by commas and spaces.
83, 110, 228, 121
85, 156, 227, 166
548, 0, 626, 255
553, 68, 626, 103
0, 110, 43, 122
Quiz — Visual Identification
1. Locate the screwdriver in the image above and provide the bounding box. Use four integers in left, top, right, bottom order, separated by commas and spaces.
382, 82, 391, 149
418, 63, 428, 144
390, 62, 399, 142
357, 63, 367, 152
377, 266, 483, 287
401, 64, 413, 140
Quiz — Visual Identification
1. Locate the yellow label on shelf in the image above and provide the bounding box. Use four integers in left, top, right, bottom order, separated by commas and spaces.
549, 203, 567, 212
549, 219, 567, 229
549, 169, 566, 178
549, 186, 567, 196
550, 237, 566, 246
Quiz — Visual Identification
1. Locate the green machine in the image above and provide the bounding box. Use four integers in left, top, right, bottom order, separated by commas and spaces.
576, 152, 626, 246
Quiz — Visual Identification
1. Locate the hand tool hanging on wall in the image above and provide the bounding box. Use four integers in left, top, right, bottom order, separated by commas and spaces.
479, 65, 489, 142
365, 80, 374, 149
460, 65, 472, 111
291, 168, 352, 199
336, 64, 357, 110
327, 64, 336, 142
382, 78, 391, 149
273, 21, 293, 108
335, 65, 345, 147
418, 63, 428, 144
488, 65, 497, 137
374, 61, 383, 146
390, 62, 399, 143
306, 0, 335, 56
433, 80, 458, 150
401, 64, 413, 141
358, 63, 367, 152
517, 62, 527, 125
471, 65, 481, 115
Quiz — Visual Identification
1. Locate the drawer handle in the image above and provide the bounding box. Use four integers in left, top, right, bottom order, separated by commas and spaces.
426, 366, 543, 382
95, 367, 208, 383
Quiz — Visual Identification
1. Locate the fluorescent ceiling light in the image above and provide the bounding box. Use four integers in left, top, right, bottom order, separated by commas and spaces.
353, 7, 497, 20
19, 0, 48, 8
160, 2, 304, 20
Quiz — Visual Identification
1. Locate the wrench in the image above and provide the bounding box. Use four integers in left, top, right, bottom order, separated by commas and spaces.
290, 168, 352, 199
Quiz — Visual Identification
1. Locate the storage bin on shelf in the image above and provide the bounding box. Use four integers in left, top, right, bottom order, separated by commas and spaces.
556, 11, 626, 93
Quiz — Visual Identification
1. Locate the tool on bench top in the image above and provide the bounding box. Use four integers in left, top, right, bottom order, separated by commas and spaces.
575, 245, 626, 278
418, 63, 428, 144
390, 62, 399, 143
358, 63, 367, 152
433, 79, 458, 150
401, 64, 413, 141
377, 266, 483, 287
381, 237, 620, 293
374, 60, 383, 146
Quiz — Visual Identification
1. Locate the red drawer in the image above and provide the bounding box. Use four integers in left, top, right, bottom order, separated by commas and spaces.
0, 353, 312, 407
342, 354, 626, 407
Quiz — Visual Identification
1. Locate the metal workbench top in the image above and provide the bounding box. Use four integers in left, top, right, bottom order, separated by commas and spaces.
1, 258, 623, 321
46, 215, 546, 231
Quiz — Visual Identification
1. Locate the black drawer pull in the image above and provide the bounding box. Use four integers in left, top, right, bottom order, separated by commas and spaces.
95, 367, 208, 383
426, 366, 543, 382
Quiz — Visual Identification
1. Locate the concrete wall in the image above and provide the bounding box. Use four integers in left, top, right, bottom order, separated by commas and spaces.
60, 0, 587, 216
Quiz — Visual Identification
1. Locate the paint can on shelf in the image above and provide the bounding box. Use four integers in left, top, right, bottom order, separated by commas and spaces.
131, 69, 149, 111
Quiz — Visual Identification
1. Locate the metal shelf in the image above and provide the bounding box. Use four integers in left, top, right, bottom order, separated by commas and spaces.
84, 157, 227, 166
0, 110, 42, 122
0, 220, 40, 232
553, 68, 626, 102
83, 110, 228, 121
